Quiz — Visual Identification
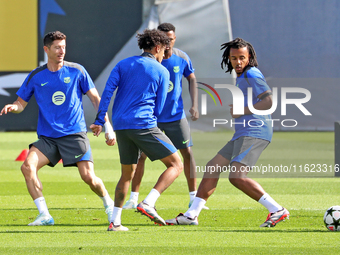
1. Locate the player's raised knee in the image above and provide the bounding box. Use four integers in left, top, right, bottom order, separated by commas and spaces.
20, 161, 34, 176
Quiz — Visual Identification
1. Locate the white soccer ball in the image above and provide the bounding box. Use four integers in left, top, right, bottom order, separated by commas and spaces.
323, 206, 340, 231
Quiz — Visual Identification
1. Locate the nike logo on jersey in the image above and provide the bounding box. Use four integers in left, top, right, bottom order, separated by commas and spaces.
75, 154, 83, 158
183, 139, 189, 144
41, 82, 48, 86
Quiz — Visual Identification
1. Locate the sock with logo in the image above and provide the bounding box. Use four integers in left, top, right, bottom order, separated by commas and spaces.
258, 193, 282, 213
143, 189, 160, 208
189, 190, 197, 205
111, 207, 123, 225
100, 191, 114, 208
129, 191, 139, 202
189, 191, 197, 203
34, 197, 50, 216
184, 197, 206, 219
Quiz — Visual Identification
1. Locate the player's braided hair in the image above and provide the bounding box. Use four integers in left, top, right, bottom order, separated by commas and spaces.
220, 37, 258, 74
157, 23, 176, 32
137, 29, 170, 50
43, 31, 66, 48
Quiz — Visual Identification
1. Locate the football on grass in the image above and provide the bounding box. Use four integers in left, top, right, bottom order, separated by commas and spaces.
324, 206, 340, 231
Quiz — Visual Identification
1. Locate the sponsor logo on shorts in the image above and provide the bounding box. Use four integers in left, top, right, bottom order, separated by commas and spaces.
182, 139, 189, 144
75, 154, 83, 158
41, 82, 48, 86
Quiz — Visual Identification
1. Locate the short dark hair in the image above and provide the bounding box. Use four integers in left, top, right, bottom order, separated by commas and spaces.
137, 29, 170, 50
43, 31, 66, 48
157, 23, 176, 32
220, 37, 258, 74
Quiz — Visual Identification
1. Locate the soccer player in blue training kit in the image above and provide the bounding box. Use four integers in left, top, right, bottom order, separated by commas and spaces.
166, 38, 289, 227
91, 29, 183, 231
0, 31, 115, 226
123, 23, 208, 210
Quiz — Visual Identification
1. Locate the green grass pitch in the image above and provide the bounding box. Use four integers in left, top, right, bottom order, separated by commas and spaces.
0, 131, 339, 254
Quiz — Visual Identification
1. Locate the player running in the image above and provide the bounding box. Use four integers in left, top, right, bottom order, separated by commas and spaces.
166, 38, 289, 228
123, 23, 208, 210
0, 31, 115, 226
91, 29, 183, 231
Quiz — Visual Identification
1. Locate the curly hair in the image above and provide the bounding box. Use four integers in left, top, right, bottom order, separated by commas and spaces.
137, 29, 170, 50
43, 31, 66, 48
157, 23, 176, 32
220, 37, 258, 74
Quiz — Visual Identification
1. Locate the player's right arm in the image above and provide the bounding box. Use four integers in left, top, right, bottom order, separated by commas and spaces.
92, 65, 119, 136
0, 97, 28, 115
154, 69, 170, 116
186, 73, 199, 121
86, 88, 116, 146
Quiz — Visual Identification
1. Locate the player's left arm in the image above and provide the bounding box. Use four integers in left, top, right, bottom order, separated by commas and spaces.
86, 88, 116, 146
229, 90, 272, 118
155, 69, 170, 116
245, 90, 273, 114
186, 73, 199, 121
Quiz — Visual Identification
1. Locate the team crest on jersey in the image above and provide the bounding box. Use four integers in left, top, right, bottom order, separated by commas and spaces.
64, 77, 71, 83
168, 81, 174, 92
173, 66, 180, 73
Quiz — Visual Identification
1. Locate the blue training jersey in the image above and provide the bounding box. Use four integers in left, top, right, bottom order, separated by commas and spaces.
231, 67, 273, 142
94, 54, 169, 130
157, 48, 194, 123
16, 61, 94, 138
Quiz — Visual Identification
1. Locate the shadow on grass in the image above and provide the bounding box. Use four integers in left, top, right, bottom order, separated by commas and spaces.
0, 208, 107, 211
0, 225, 328, 233
162, 227, 328, 233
